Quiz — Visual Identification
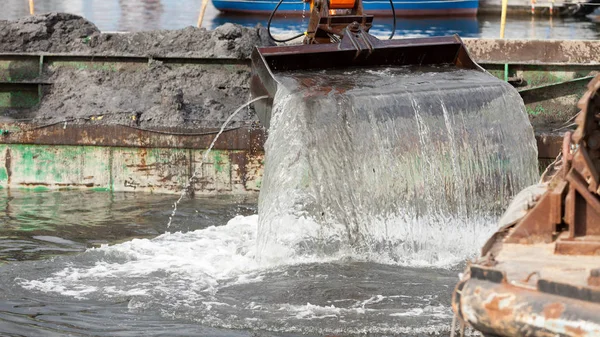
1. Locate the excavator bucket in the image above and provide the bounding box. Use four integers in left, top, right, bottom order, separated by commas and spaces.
250, 0, 483, 128
251, 34, 483, 128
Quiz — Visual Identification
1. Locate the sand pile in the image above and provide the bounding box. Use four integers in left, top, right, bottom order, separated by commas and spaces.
0, 12, 272, 59
0, 13, 274, 128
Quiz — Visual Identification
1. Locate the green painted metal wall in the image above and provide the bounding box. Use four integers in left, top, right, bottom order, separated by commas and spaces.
0, 144, 263, 194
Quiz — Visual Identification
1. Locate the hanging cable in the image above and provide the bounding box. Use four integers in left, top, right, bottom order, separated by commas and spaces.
268, 0, 306, 43
389, 0, 396, 39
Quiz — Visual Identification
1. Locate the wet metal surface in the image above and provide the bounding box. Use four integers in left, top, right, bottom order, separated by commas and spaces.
251, 35, 482, 128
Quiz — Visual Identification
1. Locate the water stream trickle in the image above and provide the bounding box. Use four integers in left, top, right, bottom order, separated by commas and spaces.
166, 95, 268, 228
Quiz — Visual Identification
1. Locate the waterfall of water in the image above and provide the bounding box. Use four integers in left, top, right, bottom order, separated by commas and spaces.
257, 66, 539, 266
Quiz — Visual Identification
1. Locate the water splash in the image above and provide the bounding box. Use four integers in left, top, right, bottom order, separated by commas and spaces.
167, 95, 268, 228
257, 66, 539, 266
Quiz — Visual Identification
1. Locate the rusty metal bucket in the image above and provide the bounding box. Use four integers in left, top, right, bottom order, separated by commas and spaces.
250, 33, 484, 128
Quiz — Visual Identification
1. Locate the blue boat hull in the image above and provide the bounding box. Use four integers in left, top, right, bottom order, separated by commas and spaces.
211, 0, 478, 16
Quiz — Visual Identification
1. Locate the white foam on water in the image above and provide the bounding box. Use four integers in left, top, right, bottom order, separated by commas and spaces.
21, 215, 261, 299
20, 211, 486, 301
17, 211, 479, 335
389, 305, 451, 318
281, 302, 366, 320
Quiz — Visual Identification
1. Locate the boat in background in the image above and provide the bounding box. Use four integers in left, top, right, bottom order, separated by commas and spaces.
211, 0, 479, 16
210, 14, 480, 37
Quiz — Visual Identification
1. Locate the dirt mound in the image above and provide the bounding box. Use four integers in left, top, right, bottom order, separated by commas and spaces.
89, 23, 273, 59
0, 13, 273, 59
1, 13, 275, 128
33, 61, 255, 128
0, 13, 99, 53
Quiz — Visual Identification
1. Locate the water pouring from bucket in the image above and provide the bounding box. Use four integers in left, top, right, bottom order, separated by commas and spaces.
251, 0, 539, 265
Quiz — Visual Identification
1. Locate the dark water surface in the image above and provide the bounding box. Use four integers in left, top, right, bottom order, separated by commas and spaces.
0, 190, 257, 261
3, 0, 600, 39
0, 190, 463, 336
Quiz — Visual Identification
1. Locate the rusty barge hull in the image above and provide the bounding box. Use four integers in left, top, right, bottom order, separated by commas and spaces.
0, 124, 265, 194
1, 38, 600, 194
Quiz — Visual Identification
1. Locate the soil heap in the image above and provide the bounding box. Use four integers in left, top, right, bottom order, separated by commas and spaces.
0, 13, 274, 128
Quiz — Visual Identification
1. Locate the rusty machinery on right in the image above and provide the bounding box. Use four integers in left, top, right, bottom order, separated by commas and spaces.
452, 76, 600, 336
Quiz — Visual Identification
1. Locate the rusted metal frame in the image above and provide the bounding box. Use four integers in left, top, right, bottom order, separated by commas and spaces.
504, 180, 566, 244
481, 63, 598, 79
0, 52, 585, 161
504, 75, 600, 254
0, 82, 49, 89
5, 53, 597, 77
304, 0, 373, 44
0, 53, 249, 66
0, 82, 50, 109
519, 76, 596, 105
538, 278, 600, 303
455, 266, 600, 337
463, 39, 600, 65
0, 123, 266, 151
555, 168, 600, 255
459, 277, 600, 337
480, 63, 600, 69
455, 75, 600, 337
536, 133, 563, 160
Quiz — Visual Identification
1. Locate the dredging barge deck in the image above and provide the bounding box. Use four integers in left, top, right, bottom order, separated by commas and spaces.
1, 38, 598, 194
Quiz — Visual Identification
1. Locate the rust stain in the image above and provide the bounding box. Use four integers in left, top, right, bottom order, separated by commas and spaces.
542, 303, 564, 320
0, 123, 267, 151
589, 269, 600, 287
5, 148, 11, 186
159, 173, 175, 182
54, 182, 95, 187
565, 325, 587, 337
19, 182, 50, 186
139, 148, 147, 168
229, 152, 248, 187
484, 294, 514, 322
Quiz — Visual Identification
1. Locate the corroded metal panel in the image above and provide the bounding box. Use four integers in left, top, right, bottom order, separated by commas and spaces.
464, 39, 600, 65
191, 149, 233, 193
230, 151, 264, 192
110, 147, 191, 194
0, 143, 263, 195
0, 55, 40, 82
0, 144, 111, 190
0, 123, 266, 151
458, 278, 600, 337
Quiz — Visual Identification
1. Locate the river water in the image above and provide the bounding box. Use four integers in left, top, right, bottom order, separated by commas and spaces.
0, 190, 459, 336
3, 0, 600, 39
